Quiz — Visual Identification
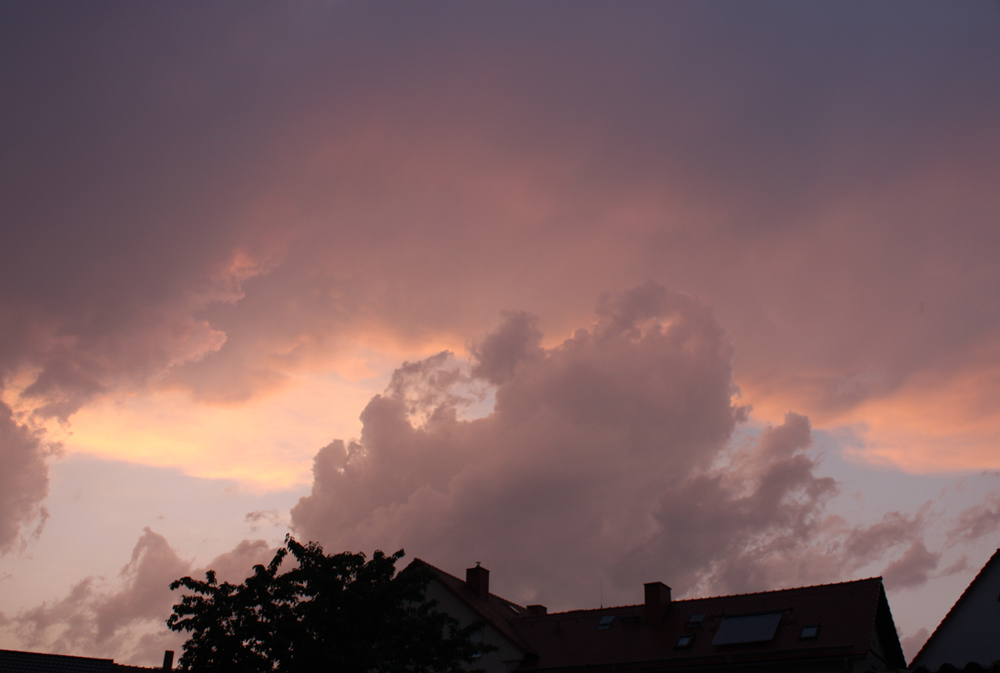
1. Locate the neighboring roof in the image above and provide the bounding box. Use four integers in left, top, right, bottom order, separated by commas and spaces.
910, 548, 1000, 671
0, 649, 156, 673
512, 577, 905, 671
408, 558, 534, 653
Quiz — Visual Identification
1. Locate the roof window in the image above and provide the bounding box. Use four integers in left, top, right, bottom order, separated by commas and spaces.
675, 634, 695, 649
711, 612, 783, 646
686, 614, 705, 626
598, 615, 615, 630
800, 624, 821, 639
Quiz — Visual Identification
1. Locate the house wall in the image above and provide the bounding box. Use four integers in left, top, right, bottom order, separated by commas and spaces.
423, 579, 527, 673
913, 556, 1000, 669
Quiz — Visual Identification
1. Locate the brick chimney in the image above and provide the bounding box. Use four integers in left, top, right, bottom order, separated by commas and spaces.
466, 563, 489, 599
162, 650, 174, 670
643, 582, 671, 624
526, 604, 548, 616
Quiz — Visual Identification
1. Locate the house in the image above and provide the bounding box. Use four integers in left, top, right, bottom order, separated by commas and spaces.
909, 548, 1000, 673
412, 559, 907, 673
0, 648, 170, 672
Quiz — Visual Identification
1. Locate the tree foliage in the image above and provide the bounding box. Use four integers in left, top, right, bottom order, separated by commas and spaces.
168, 536, 490, 673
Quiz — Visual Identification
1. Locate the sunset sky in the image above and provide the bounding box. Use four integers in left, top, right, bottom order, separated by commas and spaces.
2, 1, 1000, 665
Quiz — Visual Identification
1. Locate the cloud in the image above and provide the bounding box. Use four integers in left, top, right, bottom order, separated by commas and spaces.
948, 491, 1000, 542
0, 401, 53, 554
292, 284, 929, 606
901, 627, 929, 663
245, 510, 283, 532
882, 540, 941, 590
8, 529, 274, 664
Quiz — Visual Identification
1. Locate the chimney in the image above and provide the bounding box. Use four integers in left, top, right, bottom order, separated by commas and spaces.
526, 604, 548, 616
643, 582, 671, 624
466, 562, 489, 599
162, 650, 174, 670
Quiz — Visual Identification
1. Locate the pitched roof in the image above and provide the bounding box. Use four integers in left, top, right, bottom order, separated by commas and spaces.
910, 548, 1000, 670
512, 577, 905, 671
408, 558, 533, 653
0, 649, 156, 673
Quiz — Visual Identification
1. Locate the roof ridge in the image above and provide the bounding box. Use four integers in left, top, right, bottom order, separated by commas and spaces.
517, 577, 885, 617
410, 557, 526, 609
670, 576, 884, 602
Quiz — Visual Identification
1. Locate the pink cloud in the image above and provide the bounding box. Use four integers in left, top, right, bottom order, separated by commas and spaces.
291, 285, 936, 606
7, 529, 275, 664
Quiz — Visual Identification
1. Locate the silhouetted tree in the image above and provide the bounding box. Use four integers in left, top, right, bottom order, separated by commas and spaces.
168, 536, 490, 673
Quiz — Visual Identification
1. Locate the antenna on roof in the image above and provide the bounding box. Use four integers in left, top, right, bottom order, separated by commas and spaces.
600, 577, 603, 609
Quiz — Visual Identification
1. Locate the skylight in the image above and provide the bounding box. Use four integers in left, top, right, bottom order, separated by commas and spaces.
800, 625, 821, 639
598, 615, 615, 629
686, 614, 705, 626
675, 634, 695, 649
711, 612, 783, 646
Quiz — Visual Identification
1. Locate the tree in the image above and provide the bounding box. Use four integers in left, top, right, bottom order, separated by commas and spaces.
167, 536, 491, 673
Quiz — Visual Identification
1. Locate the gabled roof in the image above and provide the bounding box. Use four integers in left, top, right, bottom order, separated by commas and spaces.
910, 548, 1000, 670
0, 649, 155, 673
512, 577, 905, 671
407, 558, 534, 654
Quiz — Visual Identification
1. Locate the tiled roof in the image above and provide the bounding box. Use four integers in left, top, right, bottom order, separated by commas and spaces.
0, 649, 157, 673
512, 577, 904, 671
909, 548, 1000, 669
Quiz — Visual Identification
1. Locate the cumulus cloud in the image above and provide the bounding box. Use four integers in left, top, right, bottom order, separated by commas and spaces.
292, 284, 932, 605
8, 529, 274, 664
0, 401, 54, 554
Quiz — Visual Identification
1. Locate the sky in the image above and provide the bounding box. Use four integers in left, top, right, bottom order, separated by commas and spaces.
1, 0, 1000, 665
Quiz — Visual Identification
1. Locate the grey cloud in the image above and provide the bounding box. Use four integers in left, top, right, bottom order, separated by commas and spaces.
948, 491, 1000, 542
2, 1, 997, 430
882, 540, 940, 590
843, 510, 926, 561
0, 401, 53, 554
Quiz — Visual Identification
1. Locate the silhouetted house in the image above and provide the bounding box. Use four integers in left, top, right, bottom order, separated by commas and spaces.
412, 559, 906, 673
909, 548, 1000, 673
0, 648, 169, 672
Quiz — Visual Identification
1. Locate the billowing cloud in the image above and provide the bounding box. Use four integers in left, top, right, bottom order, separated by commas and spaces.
8, 529, 274, 664
292, 284, 931, 605
0, 402, 52, 554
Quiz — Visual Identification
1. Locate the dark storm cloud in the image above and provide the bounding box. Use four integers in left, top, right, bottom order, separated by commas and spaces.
2, 1, 998, 425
